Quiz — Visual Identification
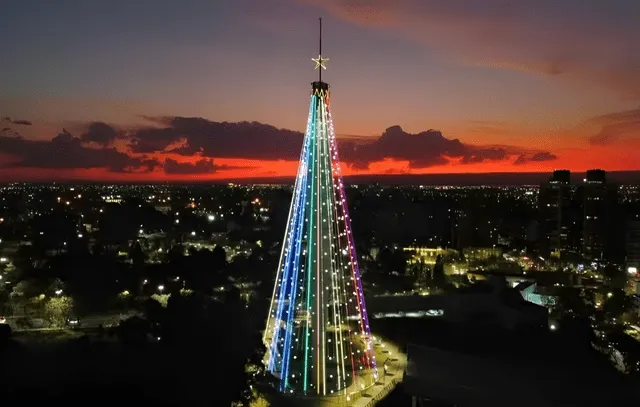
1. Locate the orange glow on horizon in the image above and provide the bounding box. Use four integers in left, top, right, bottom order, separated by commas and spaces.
1, 147, 636, 183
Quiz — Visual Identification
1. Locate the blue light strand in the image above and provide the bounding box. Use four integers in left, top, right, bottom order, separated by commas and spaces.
271, 152, 308, 375
281, 113, 314, 388
269, 95, 315, 373
264, 119, 310, 351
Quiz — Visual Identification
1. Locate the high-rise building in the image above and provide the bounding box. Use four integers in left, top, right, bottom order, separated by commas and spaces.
581, 169, 617, 261
626, 214, 640, 295
539, 170, 571, 259
263, 19, 377, 398
627, 214, 640, 271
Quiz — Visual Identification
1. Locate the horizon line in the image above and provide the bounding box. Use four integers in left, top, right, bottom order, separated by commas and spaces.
3, 170, 640, 186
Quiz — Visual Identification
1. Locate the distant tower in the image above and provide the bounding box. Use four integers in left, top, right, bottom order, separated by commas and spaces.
539, 170, 571, 259
263, 18, 377, 398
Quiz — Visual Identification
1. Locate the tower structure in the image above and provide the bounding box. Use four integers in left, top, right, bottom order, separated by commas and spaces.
581, 169, 618, 261
263, 18, 377, 397
539, 170, 572, 259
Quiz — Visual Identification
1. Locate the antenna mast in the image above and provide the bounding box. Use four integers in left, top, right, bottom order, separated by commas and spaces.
311, 18, 329, 86
319, 17, 322, 83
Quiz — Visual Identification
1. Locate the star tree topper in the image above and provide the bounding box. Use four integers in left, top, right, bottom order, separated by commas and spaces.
312, 55, 329, 70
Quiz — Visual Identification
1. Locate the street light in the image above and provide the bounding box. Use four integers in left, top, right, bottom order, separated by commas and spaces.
158, 285, 164, 293
55, 289, 63, 296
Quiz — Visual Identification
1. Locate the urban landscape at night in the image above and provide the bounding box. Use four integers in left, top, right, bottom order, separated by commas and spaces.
2, 1, 640, 406
1, 174, 640, 405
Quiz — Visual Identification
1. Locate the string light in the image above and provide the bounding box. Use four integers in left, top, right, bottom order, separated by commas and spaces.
263, 84, 377, 396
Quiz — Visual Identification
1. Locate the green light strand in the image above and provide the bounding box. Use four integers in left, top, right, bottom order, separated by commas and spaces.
303, 95, 318, 392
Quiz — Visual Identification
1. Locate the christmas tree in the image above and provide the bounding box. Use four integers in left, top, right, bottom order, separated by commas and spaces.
263, 18, 377, 397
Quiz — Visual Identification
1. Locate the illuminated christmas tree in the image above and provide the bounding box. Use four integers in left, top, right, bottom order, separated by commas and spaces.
263, 18, 377, 397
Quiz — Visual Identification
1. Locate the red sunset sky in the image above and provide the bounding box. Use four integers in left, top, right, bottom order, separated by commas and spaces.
1, 0, 639, 181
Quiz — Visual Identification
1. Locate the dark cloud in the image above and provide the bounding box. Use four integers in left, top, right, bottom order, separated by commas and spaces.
12, 120, 32, 126
164, 158, 219, 175
339, 125, 507, 169
128, 118, 533, 169
530, 152, 558, 161
0, 116, 560, 174
130, 117, 303, 160
340, 126, 463, 169
587, 108, 640, 145
514, 151, 557, 165
0, 130, 158, 172
130, 127, 183, 153
1, 117, 32, 126
408, 156, 449, 169
81, 122, 120, 146
460, 148, 508, 164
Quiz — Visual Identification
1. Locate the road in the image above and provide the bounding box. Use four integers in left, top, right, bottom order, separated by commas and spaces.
351, 335, 407, 407
2, 312, 138, 331
625, 324, 640, 342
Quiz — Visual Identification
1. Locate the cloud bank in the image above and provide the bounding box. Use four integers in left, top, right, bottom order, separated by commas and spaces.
0, 115, 560, 176
0, 129, 157, 172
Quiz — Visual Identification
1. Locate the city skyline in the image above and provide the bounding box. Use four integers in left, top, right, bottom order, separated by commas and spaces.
1, 0, 640, 181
